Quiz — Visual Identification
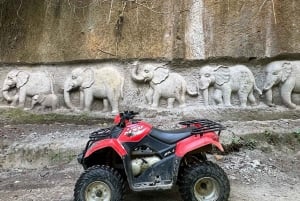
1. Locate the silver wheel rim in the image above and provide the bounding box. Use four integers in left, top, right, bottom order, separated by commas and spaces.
194, 177, 220, 201
85, 181, 111, 201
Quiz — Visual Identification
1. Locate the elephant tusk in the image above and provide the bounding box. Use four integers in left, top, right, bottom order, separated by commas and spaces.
199, 86, 208, 90
262, 86, 272, 92
1, 87, 9, 92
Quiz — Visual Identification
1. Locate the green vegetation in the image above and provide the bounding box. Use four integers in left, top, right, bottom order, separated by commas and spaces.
0, 108, 112, 125
49, 150, 77, 164
223, 131, 300, 154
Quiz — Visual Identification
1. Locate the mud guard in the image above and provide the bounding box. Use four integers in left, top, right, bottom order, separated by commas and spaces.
84, 139, 127, 158
175, 132, 224, 157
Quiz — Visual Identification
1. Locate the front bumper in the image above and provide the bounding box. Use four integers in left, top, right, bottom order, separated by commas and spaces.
77, 152, 84, 165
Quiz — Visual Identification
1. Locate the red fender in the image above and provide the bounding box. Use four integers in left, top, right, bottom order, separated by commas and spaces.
84, 139, 127, 158
175, 132, 224, 157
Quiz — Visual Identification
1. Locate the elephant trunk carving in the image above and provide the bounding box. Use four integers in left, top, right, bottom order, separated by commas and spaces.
262, 78, 276, 107
263, 83, 273, 92
264, 88, 275, 107
64, 90, 74, 109
198, 82, 210, 91
131, 64, 145, 82
262, 75, 277, 92
2, 88, 12, 102
2, 80, 13, 102
202, 88, 209, 106
64, 77, 75, 110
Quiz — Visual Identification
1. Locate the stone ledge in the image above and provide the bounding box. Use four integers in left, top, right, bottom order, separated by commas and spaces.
0, 105, 299, 125
132, 104, 300, 122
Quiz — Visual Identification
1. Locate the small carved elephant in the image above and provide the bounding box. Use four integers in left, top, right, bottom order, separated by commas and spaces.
198, 65, 262, 107
131, 62, 197, 108
263, 60, 300, 109
31, 94, 58, 111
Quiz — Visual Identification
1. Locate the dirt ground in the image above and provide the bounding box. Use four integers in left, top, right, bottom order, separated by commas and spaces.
0, 121, 299, 201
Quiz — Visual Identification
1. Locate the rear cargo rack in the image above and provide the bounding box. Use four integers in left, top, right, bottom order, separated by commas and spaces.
178, 119, 225, 135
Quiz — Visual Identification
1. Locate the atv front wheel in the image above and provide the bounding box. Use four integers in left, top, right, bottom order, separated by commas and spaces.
74, 165, 124, 201
179, 161, 230, 201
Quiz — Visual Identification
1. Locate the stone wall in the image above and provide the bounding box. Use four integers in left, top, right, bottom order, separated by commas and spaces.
1, 0, 300, 63
0, 61, 299, 122
0, 0, 299, 121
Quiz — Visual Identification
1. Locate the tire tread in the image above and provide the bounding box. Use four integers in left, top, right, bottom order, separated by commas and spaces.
178, 161, 230, 201
74, 165, 125, 201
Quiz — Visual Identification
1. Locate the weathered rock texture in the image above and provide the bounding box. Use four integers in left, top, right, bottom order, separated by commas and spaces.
1, 0, 300, 63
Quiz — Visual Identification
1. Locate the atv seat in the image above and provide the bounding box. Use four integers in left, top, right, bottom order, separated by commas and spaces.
150, 127, 192, 144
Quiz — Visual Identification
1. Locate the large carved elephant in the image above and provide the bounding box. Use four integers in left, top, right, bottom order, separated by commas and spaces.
198, 65, 261, 107
64, 67, 124, 113
262, 61, 300, 109
131, 62, 197, 108
2, 70, 52, 108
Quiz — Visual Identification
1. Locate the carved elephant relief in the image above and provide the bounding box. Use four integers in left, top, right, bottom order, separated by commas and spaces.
262, 61, 300, 109
198, 65, 262, 107
2, 70, 52, 108
64, 67, 124, 113
131, 62, 198, 108
31, 93, 58, 111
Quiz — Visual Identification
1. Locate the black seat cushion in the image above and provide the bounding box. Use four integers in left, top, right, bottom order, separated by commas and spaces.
150, 127, 192, 144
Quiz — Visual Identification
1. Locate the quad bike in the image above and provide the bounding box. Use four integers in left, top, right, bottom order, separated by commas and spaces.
74, 111, 230, 201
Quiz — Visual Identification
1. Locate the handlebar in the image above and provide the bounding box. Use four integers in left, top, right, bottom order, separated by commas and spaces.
118, 111, 139, 127
120, 111, 139, 119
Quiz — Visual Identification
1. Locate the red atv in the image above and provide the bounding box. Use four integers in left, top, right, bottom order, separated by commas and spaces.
74, 111, 230, 201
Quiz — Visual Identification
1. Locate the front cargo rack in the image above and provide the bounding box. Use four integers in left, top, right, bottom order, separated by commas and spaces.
178, 119, 225, 136
89, 127, 112, 141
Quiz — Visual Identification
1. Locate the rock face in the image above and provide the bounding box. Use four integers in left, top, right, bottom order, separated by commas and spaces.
0, 0, 300, 63
0, 1, 300, 120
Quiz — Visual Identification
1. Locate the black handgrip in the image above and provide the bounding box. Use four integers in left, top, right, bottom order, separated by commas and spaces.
118, 111, 139, 127
130, 111, 139, 116
123, 111, 139, 119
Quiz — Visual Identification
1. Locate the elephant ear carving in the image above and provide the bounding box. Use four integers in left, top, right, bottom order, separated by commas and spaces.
37, 94, 46, 103
16, 71, 30, 88
82, 68, 95, 89
281, 62, 292, 82
152, 67, 169, 84
213, 65, 231, 86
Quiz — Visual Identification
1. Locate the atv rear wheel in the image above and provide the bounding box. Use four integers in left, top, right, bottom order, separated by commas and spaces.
179, 161, 230, 201
74, 165, 124, 201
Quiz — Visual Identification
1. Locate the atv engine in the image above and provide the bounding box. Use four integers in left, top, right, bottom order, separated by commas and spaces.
131, 156, 161, 176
